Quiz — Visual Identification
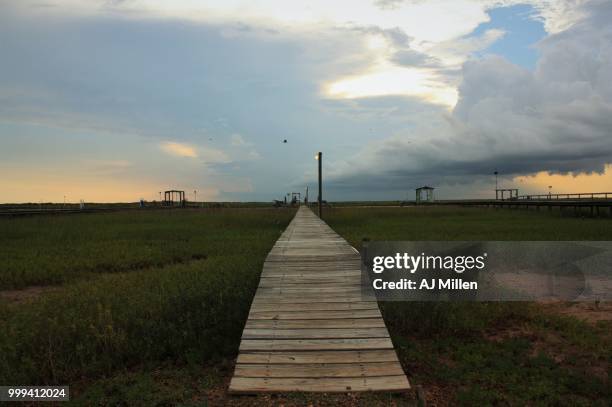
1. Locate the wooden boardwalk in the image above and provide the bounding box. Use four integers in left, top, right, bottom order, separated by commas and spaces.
229, 206, 410, 394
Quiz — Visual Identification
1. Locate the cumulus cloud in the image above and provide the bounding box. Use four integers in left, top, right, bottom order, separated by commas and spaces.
428, 29, 506, 67
0, 1, 585, 118
327, 0, 612, 196
391, 49, 440, 68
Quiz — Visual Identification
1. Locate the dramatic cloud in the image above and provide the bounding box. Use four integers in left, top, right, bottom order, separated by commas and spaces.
327, 0, 612, 198
0, 0, 609, 202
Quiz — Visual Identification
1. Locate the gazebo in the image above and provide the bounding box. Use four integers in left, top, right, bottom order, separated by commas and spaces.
416, 186, 435, 204
164, 190, 186, 207
495, 188, 518, 200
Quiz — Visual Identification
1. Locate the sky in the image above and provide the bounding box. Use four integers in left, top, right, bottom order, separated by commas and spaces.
0, 0, 611, 203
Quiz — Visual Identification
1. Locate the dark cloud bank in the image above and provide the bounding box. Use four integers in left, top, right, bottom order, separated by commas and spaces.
328, 0, 612, 195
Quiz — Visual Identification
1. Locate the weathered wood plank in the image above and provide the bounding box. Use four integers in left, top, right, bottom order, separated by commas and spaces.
241, 327, 389, 339
229, 376, 410, 394
249, 302, 379, 312
252, 296, 377, 304
255, 287, 364, 294
248, 309, 382, 320
244, 319, 386, 329
252, 293, 372, 301
259, 280, 361, 292
260, 274, 360, 280
239, 338, 394, 351
237, 350, 400, 364
234, 362, 404, 378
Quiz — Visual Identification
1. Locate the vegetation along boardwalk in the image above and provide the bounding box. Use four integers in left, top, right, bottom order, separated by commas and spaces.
229, 206, 410, 393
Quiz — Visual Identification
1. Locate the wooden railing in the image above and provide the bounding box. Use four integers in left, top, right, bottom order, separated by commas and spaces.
515, 192, 612, 200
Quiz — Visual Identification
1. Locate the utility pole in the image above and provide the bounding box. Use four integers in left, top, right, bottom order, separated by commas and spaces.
494, 170, 498, 200
317, 151, 322, 218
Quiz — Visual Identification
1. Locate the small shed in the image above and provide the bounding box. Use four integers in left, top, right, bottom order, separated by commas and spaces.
416, 186, 435, 204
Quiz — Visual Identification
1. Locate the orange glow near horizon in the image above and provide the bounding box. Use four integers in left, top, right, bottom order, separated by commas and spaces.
1, 165, 610, 204
512, 164, 612, 195
0, 172, 221, 204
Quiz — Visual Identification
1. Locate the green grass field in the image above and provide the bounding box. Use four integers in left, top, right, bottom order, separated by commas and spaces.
326, 206, 612, 244
1, 206, 610, 405
326, 206, 612, 406
0, 209, 296, 394
0, 208, 292, 290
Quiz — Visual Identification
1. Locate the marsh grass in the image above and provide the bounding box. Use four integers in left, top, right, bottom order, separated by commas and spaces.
326, 206, 611, 405
0, 208, 295, 385
0, 208, 291, 290
326, 206, 612, 244
2, 206, 610, 405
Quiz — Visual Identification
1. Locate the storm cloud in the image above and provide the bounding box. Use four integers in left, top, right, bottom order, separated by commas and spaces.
1, 0, 610, 202
327, 0, 612, 196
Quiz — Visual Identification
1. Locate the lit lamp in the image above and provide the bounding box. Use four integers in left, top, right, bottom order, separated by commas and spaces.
315, 152, 322, 218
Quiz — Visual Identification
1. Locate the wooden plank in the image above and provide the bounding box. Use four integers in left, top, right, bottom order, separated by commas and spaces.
252, 297, 377, 304
251, 294, 375, 302
264, 263, 360, 267
257, 286, 363, 291
234, 362, 404, 378
257, 282, 362, 289
256, 286, 363, 292
261, 272, 362, 278
248, 309, 382, 320
228, 376, 410, 394
266, 264, 360, 268
259, 278, 361, 282
255, 287, 364, 294
250, 302, 379, 312
244, 319, 386, 329
237, 350, 400, 364
260, 274, 360, 279
266, 258, 359, 263
239, 338, 394, 351
241, 328, 389, 339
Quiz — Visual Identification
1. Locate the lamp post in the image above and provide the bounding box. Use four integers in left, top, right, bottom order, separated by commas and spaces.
194, 190, 197, 204
494, 170, 498, 199
316, 152, 322, 218
548, 185, 552, 199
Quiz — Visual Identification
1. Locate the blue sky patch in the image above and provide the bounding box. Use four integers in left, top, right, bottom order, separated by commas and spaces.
471, 4, 546, 69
